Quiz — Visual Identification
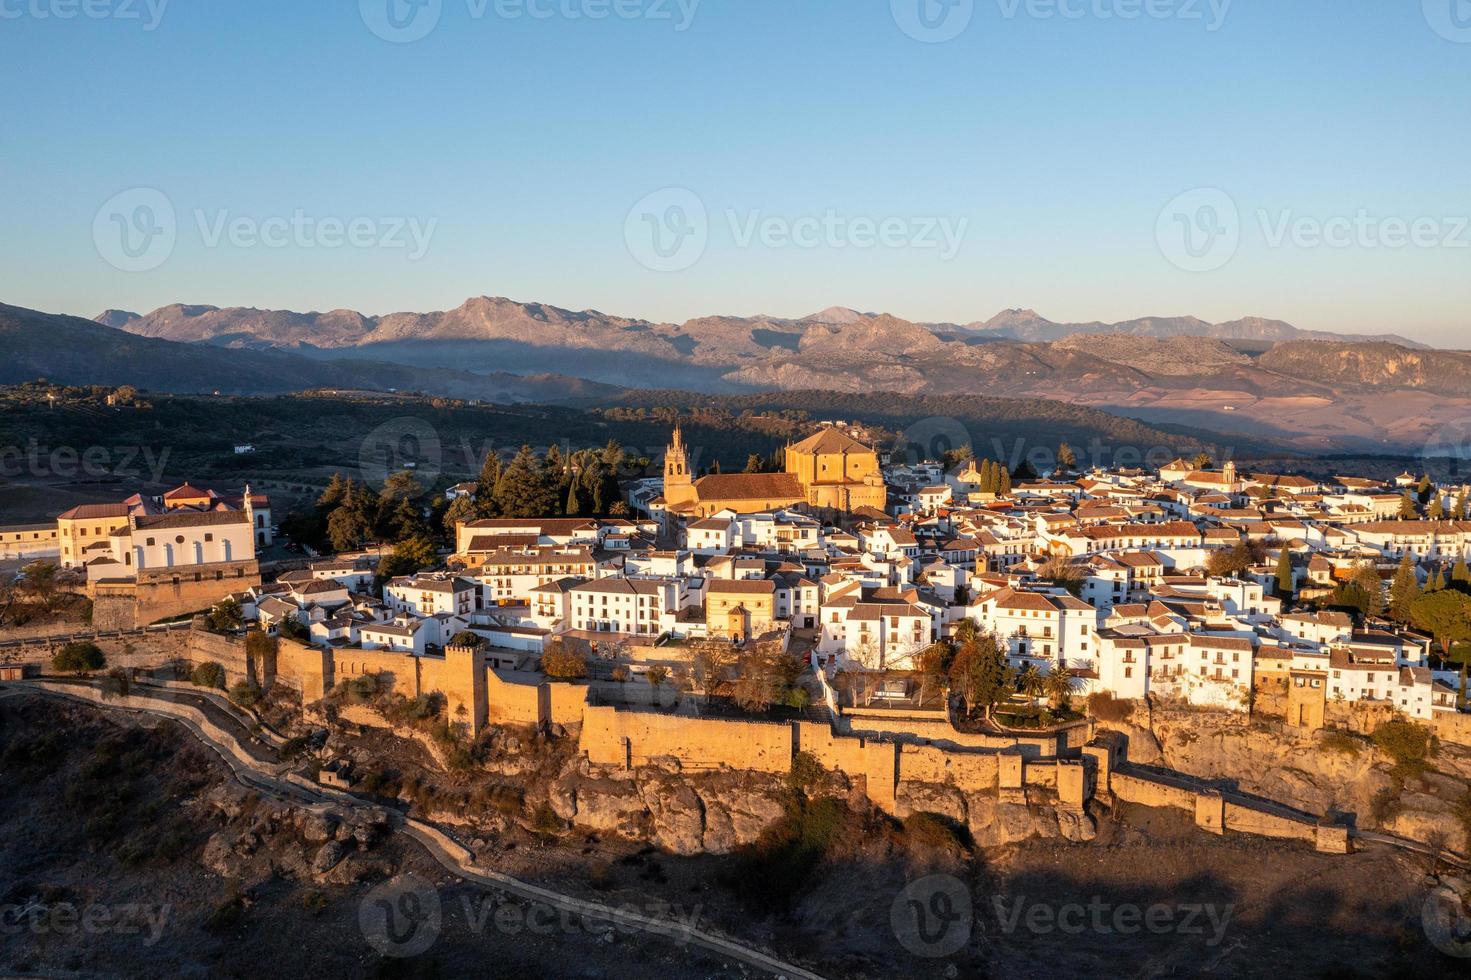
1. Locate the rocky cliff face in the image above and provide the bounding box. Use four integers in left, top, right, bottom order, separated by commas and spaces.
1105, 707, 1471, 852
537, 755, 1094, 855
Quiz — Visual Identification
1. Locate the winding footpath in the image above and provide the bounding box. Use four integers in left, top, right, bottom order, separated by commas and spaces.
0, 680, 827, 980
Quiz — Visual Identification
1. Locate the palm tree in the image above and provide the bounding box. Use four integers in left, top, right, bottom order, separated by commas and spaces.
1017, 664, 1043, 704
952, 617, 981, 645
1044, 668, 1076, 712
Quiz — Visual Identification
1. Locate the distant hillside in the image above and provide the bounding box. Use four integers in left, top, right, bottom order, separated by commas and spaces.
603, 389, 1269, 458
1258, 341, 1471, 397
968, 308, 1425, 348
78, 295, 1469, 453
0, 304, 619, 405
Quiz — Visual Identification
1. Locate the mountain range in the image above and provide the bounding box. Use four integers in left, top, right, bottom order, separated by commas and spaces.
2, 295, 1467, 456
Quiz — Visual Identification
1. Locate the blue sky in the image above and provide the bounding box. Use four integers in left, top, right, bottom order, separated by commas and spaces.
2, 0, 1469, 345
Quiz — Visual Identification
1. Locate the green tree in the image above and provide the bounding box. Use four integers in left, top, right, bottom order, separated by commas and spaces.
1455, 489, 1469, 521
1044, 668, 1076, 712
22, 560, 61, 613
474, 450, 503, 518
998, 467, 1012, 497
949, 632, 1012, 720
1016, 663, 1043, 702
1276, 549, 1296, 598
205, 597, 243, 633
1332, 561, 1385, 619
379, 469, 425, 505
744, 454, 764, 473
564, 478, 583, 518
541, 642, 589, 680
1398, 491, 1419, 520
1452, 557, 1471, 590
1056, 442, 1077, 473
1388, 553, 1421, 623
53, 641, 105, 675
1430, 495, 1446, 521
389, 496, 428, 542
916, 641, 954, 707
1410, 589, 1471, 660
442, 494, 477, 541
317, 472, 348, 510
493, 445, 560, 518
327, 506, 369, 553
377, 535, 439, 579
1191, 452, 1212, 471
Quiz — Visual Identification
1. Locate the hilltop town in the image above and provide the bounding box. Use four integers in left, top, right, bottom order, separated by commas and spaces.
3, 421, 1470, 974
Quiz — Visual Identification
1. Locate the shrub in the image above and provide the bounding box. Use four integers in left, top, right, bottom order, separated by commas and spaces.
780, 686, 812, 710
531, 802, 563, 838
787, 751, 825, 794
902, 811, 969, 862
1318, 730, 1364, 756
53, 641, 105, 675
1086, 691, 1134, 724
1371, 781, 1405, 825
191, 661, 226, 689
1370, 721, 1434, 774
541, 644, 588, 681
229, 679, 262, 708
342, 673, 379, 705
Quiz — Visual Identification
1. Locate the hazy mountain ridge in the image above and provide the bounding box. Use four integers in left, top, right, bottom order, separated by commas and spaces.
76, 296, 1471, 453
2, 304, 618, 405
965, 308, 1425, 347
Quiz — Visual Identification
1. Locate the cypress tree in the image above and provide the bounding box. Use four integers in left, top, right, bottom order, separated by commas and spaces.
1398, 491, 1419, 520
475, 451, 503, 518
1276, 549, 1295, 598
565, 479, 582, 517
1430, 495, 1445, 520
1388, 553, 1420, 622
998, 467, 1012, 497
